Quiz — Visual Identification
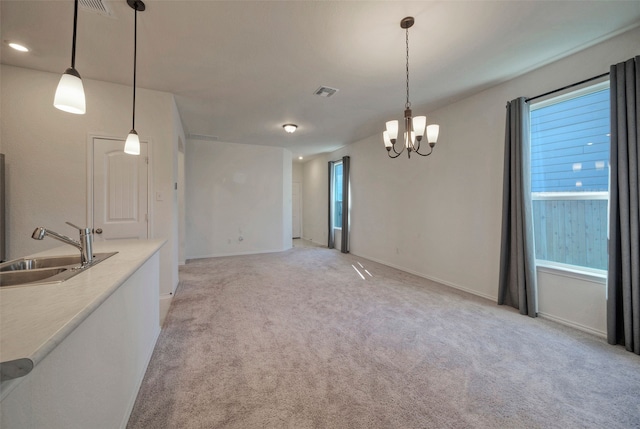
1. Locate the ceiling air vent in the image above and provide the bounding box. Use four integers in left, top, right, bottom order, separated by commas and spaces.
79, 0, 114, 17
313, 86, 339, 98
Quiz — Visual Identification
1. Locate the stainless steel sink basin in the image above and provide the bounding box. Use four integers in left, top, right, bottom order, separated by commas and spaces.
0, 255, 85, 272
0, 268, 68, 287
0, 252, 118, 288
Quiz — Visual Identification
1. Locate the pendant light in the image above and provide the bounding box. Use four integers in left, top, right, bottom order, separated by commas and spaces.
54, 0, 86, 114
383, 17, 440, 159
124, 0, 145, 155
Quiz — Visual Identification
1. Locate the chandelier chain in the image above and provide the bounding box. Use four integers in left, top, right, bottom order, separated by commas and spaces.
405, 26, 411, 109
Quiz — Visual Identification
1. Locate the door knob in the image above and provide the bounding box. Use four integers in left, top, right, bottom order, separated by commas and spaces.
95, 228, 103, 234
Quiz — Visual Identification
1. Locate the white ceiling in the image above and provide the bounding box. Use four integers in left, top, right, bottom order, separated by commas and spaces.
2, 1, 640, 159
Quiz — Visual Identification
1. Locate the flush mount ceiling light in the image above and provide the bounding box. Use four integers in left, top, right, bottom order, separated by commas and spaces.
54, 0, 86, 114
124, 0, 145, 155
283, 124, 298, 133
383, 17, 439, 159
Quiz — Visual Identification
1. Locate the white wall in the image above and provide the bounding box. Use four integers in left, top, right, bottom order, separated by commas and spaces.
303, 26, 640, 335
292, 162, 304, 239
171, 100, 186, 286
282, 153, 293, 247
0, 65, 182, 296
185, 140, 292, 258
292, 162, 303, 183
177, 138, 186, 265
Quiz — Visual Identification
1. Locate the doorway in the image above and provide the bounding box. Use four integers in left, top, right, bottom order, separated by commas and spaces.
292, 182, 302, 239
90, 137, 150, 241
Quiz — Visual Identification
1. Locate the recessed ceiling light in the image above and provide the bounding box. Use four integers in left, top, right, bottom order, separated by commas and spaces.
283, 124, 297, 133
8, 42, 29, 52
298, 156, 303, 160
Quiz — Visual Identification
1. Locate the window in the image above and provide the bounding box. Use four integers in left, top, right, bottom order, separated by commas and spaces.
530, 82, 610, 272
333, 162, 343, 229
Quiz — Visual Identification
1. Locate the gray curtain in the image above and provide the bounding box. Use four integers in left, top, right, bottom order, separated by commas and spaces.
328, 161, 335, 249
341, 156, 350, 254
498, 97, 537, 317
607, 56, 640, 354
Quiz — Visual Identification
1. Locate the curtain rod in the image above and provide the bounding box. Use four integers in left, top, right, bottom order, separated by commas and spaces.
525, 71, 610, 103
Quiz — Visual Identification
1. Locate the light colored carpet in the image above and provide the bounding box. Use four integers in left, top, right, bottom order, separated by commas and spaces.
127, 245, 640, 429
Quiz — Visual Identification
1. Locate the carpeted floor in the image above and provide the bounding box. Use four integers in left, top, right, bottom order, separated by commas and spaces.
127, 244, 640, 429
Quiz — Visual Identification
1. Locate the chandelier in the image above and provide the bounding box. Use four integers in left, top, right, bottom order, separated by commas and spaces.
383, 17, 439, 159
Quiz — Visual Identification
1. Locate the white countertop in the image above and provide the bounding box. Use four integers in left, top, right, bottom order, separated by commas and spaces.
0, 239, 165, 389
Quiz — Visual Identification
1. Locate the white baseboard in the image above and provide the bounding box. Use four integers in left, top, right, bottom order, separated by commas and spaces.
350, 251, 497, 302
186, 247, 287, 260
538, 312, 607, 338
299, 236, 324, 245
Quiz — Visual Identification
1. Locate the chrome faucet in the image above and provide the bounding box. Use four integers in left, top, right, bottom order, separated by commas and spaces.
32, 222, 93, 265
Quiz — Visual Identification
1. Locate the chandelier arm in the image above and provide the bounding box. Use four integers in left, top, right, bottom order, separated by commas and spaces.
387, 149, 403, 159
390, 142, 404, 156
413, 146, 434, 157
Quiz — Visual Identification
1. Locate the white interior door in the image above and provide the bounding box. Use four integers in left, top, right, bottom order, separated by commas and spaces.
292, 182, 301, 239
93, 138, 148, 240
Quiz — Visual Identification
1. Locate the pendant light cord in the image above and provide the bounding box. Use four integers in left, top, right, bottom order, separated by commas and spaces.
405, 26, 411, 109
71, 0, 79, 69
132, 7, 138, 130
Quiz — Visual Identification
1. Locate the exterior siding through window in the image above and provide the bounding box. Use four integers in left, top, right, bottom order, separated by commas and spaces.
530, 86, 610, 271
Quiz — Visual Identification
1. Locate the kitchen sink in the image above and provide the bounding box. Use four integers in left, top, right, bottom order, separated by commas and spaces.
0, 252, 118, 288
0, 255, 86, 272
0, 268, 68, 287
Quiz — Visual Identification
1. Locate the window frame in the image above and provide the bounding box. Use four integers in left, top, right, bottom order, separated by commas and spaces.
529, 80, 610, 277
331, 161, 343, 230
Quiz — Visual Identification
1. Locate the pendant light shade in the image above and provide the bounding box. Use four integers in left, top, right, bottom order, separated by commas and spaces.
54, 68, 86, 114
124, 130, 141, 155
124, 0, 145, 155
54, 0, 86, 114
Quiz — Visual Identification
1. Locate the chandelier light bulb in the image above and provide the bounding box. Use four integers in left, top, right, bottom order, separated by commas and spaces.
413, 116, 427, 138
426, 124, 440, 144
385, 120, 399, 141
383, 131, 393, 148
404, 131, 416, 148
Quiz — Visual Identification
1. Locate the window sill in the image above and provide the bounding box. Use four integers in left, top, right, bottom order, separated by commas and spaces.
535, 260, 607, 283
